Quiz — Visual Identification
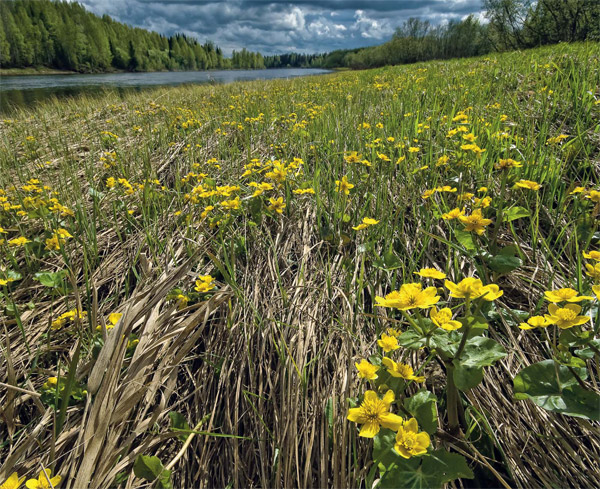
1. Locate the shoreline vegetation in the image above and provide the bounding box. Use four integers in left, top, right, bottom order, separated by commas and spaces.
1, 42, 599, 488
0, 66, 323, 77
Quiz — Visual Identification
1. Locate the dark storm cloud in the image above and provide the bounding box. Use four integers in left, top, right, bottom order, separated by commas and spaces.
75, 1, 485, 55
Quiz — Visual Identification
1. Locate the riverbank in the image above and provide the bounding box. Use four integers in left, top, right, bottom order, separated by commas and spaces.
0, 67, 78, 76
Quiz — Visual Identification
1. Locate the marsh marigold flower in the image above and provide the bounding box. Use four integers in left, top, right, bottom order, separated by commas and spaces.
415, 268, 446, 280
545, 304, 589, 329
445, 278, 503, 301
194, 275, 215, 293
442, 208, 465, 220
583, 250, 600, 261
519, 316, 551, 330
515, 179, 541, 191
335, 176, 354, 195
430, 306, 462, 331
8, 237, 30, 247
459, 209, 492, 235
544, 288, 592, 303
375, 283, 440, 311
495, 158, 522, 170
25, 469, 61, 489
347, 390, 403, 438
268, 197, 286, 214
377, 333, 400, 353
585, 263, 600, 281
1, 472, 25, 489
355, 359, 379, 380
394, 418, 430, 459
352, 217, 379, 231
382, 358, 425, 382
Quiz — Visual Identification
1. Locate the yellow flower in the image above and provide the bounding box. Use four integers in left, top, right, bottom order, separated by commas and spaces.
586, 190, 600, 203
519, 316, 551, 330
585, 263, 600, 281
293, 188, 315, 195
583, 251, 600, 261
347, 390, 403, 438
219, 196, 241, 210
414, 268, 446, 280
495, 158, 522, 170
335, 176, 354, 195
570, 186, 586, 195
544, 288, 592, 303
515, 179, 541, 191
344, 151, 362, 163
459, 209, 492, 235
355, 359, 379, 380
545, 304, 589, 329
375, 283, 440, 311
394, 418, 430, 459
1, 472, 25, 489
382, 357, 425, 382
194, 275, 216, 293
8, 236, 30, 247
25, 469, 61, 489
96, 312, 123, 331
352, 217, 379, 230
386, 327, 401, 337
430, 307, 462, 331
445, 278, 503, 301
377, 333, 400, 353
442, 207, 465, 221
268, 197, 286, 214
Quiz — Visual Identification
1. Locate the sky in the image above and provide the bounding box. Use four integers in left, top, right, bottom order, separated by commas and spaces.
76, 0, 486, 56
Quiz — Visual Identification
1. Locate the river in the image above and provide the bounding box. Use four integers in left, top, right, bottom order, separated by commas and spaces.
0, 68, 331, 113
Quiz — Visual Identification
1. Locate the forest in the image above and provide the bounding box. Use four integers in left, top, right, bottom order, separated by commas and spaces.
267, 0, 600, 69
0, 0, 265, 72
1, 1, 599, 74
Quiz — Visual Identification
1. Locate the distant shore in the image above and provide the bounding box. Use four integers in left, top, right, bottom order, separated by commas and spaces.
1, 67, 79, 77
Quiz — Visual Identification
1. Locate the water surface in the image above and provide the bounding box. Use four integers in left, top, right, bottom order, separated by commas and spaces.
0, 68, 331, 113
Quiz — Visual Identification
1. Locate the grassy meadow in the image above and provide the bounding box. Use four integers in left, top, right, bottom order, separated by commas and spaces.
1, 42, 600, 488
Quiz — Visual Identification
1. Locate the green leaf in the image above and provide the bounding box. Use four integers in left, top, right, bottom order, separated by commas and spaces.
575, 340, 600, 360
34, 270, 67, 288
503, 206, 530, 222
459, 336, 507, 368
429, 330, 459, 357
383, 249, 402, 270
514, 360, 599, 420
373, 428, 403, 473
454, 229, 476, 252
169, 411, 191, 442
460, 315, 489, 338
6, 270, 22, 281
488, 254, 522, 273
134, 455, 172, 489
453, 364, 484, 391
397, 330, 427, 350
404, 390, 438, 435
379, 450, 473, 489
559, 329, 594, 348
88, 187, 105, 199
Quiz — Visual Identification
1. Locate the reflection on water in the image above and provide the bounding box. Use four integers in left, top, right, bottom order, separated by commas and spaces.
0, 68, 331, 113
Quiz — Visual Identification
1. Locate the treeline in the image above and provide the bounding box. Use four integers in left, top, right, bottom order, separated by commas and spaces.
0, 0, 263, 72
263, 52, 324, 69
268, 0, 600, 70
